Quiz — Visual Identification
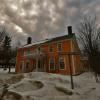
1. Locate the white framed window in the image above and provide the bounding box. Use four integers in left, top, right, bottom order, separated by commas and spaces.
59, 57, 65, 70
49, 58, 55, 70
57, 43, 62, 52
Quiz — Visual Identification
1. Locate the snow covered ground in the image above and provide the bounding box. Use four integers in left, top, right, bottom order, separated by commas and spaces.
0, 68, 15, 73
0, 70, 100, 100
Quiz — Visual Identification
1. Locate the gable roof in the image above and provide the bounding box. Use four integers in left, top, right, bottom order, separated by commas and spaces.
20, 34, 75, 48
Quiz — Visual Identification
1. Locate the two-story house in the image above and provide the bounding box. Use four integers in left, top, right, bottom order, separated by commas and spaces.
16, 26, 82, 75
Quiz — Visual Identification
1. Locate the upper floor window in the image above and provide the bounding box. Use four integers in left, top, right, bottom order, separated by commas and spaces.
49, 44, 53, 52
49, 58, 55, 70
57, 43, 62, 52
24, 49, 31, 56
59, 57, 65, 70
38, 47, 41, 51
36, 47, 44, 54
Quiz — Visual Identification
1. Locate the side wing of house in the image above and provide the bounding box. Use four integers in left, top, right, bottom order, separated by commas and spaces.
71, 37, 83, 74
16, 47, 35, 73
16, 49, 23, 73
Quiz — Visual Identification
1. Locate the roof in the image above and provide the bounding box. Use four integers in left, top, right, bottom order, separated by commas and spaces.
23, 39, 49, 48
20, 34, 75, 48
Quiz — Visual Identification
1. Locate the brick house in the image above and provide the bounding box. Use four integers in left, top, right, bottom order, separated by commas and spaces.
16, 26, 82, 75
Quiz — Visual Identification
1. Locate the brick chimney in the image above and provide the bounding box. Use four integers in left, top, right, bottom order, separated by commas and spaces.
27, 37, 32, 44
67, 26, 72, 35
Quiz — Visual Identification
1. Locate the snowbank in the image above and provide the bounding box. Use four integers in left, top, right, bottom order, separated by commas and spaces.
0, 72, 100, 100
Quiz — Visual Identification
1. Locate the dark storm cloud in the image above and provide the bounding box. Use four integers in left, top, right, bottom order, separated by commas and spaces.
0, 0, 100, 45
81, 0, 97, 4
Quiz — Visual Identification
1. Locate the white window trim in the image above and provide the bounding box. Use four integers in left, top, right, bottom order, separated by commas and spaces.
59, 57, 65, 70
49, 58, 55, 70
57, 43, 62, 52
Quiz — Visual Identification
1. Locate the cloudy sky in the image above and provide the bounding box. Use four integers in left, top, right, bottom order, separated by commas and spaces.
0, 0, 100, 45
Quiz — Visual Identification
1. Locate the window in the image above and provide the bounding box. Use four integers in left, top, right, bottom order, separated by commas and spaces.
38, 47, 41, 51
26, 62, 29, 69
49, 44, 53, 52
59, 57, 65, 69
24, 49, 30, 56
49, 58, 55, 70
57, 43, 62, 52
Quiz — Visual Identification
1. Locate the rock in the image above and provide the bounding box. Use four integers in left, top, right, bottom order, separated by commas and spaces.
0, 84, 9, 100
55, 84, 73, 95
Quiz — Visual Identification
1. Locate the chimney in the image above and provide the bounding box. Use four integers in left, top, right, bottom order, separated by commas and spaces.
27, 37, 32, 44
67, 26, 72, 35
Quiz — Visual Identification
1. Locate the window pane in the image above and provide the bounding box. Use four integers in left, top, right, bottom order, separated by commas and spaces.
49, 58, 55, 70
38, 47, 40, 51
57, 43, 62, 52
59, 58, 65, 69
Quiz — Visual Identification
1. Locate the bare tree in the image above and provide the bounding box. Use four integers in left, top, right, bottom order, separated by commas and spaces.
77, 15, 100, 82
0, 27, 7, 68
0, 27, 6, 44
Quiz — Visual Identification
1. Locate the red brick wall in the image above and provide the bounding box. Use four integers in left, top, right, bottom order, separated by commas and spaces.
16, 39, 81, 75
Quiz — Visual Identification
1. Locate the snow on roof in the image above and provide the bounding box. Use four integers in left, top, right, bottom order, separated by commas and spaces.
22, 39, 51, 48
